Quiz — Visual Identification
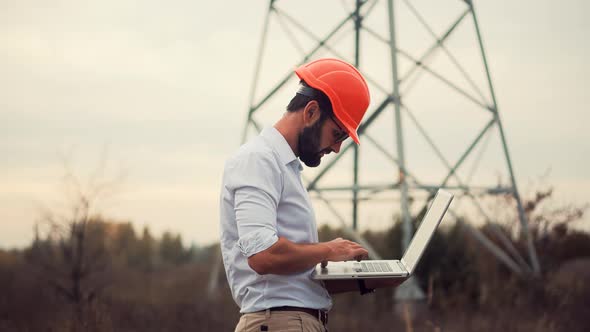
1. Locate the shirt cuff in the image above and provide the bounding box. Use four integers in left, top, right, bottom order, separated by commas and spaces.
237, 229, 279, 258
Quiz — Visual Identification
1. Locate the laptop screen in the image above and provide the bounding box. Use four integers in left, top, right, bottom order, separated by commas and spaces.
401, 189, 453, 274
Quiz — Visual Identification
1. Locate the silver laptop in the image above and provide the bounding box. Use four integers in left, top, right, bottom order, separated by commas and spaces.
313, 189, 453, 280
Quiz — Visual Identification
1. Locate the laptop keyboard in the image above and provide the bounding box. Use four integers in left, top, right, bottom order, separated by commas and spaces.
353, 261, 393, 273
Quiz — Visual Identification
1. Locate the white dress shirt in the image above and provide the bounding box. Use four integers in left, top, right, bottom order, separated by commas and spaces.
219, 126, 332, 313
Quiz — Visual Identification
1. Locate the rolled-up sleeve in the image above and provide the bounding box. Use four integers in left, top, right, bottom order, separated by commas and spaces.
226, 151, 282, 258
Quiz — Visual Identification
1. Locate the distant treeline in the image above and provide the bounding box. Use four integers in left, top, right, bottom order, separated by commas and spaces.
1, 191, 589, 331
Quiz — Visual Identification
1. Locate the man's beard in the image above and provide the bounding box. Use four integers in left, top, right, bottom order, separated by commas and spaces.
298, 119, 325, 167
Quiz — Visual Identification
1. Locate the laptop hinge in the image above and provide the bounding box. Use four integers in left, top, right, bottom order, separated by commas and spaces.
399, 259, 409, 274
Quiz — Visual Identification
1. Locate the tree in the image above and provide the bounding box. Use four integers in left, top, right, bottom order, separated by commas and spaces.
27, 149, 124, 331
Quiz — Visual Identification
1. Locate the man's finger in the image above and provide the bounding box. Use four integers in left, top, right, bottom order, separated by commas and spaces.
352, 248, 369, 259
321, 260, 328, 268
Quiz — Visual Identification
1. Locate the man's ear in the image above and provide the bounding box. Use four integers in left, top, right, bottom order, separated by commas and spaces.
302, 100, 321, 126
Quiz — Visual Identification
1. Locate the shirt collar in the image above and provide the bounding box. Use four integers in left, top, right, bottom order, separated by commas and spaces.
260, 127, 301, 169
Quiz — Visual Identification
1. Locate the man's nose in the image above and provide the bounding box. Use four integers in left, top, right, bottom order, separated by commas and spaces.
331, 141, 343, 154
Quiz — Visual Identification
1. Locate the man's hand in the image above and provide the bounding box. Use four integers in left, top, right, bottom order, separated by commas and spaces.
320, 238, 369, 266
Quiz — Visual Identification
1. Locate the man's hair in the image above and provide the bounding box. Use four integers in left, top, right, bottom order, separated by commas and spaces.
286, 81, 334, 122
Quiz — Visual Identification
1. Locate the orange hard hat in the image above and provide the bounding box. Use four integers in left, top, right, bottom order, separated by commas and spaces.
295, 58, 370, 144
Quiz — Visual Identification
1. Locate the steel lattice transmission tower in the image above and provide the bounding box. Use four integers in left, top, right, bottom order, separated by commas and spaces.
209, 0, 541, 298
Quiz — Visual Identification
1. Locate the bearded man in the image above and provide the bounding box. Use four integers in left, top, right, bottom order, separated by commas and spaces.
220, 58, 401, 332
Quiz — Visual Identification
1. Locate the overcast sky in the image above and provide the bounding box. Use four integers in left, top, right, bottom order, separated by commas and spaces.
1, 0, 588, 249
